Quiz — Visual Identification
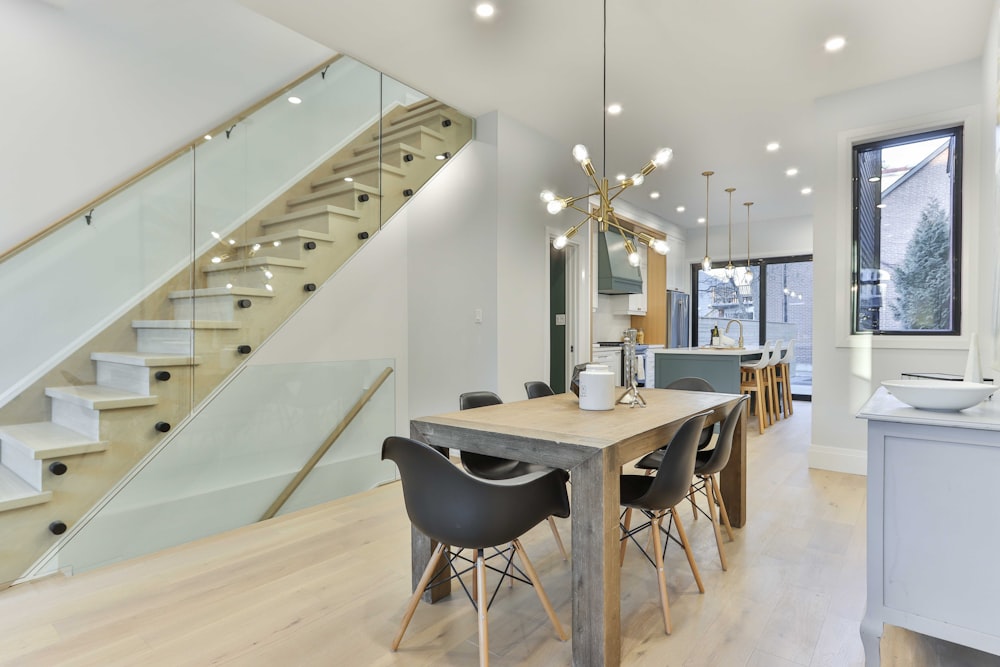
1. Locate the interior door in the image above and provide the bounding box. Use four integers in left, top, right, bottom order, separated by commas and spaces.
549, 244, 567, 393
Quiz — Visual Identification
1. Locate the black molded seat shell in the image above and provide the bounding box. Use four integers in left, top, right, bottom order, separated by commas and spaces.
524, 381, 556, 399
620, 412, 709, 511
382, 436, 569, 549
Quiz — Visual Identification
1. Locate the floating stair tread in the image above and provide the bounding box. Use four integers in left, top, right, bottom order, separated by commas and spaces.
307, 181, 381, 197
168, 287, 274, 300
242, 230, 334, 247
353, 141, 428, 159
44, 385, 159, 410
131, 320, 242, 330
0, 466, 51, 512
286, 184, 381, 209
404, 98, 443, 114
0, 422, 107, 459
90, 352, 201, 367
367, 124, 446, 145
328, 160, 406, 179
201, 256, 306, 273
390, 104, 453, 127
260, 205, 361, 227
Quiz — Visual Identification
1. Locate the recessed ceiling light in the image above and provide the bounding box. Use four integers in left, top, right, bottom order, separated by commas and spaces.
868, 176, 880, 182
344, 177, 354, 182
288, 96, 302, 104
607, 103, 623, 115
766, 142, 780, 152
785, 167, 799, 177
616, 173, 627, 182
801, 187, 813, 195
697, 217, 706, 224
475, 2, 495, 18
204, 134, 213, 141
825, 35, 846, 52
649, 191, 660, 199
675, 205, 685, 213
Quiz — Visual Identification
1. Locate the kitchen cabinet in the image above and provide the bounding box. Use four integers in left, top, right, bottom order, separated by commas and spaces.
857, 388, 1000, 666
665, 235, 687, 292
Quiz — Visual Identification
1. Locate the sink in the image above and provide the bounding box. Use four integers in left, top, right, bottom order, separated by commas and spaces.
881, 379, 998, 411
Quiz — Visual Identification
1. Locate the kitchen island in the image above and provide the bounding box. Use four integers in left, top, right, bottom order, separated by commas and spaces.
651, 346, 764, 393
857, 387, 1000, 666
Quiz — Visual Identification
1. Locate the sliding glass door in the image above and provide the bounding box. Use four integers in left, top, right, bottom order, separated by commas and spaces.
693, 254, 813, 399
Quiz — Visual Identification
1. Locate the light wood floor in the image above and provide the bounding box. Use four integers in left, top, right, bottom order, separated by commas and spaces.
0, 401, 998, 666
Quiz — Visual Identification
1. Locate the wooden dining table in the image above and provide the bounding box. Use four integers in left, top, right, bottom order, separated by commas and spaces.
409, 388, 747, 666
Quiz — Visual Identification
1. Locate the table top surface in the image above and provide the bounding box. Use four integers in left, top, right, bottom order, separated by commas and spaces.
411, 389, 742, 466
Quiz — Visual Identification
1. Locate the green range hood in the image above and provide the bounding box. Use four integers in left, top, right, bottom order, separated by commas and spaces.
597, 228, 642, 295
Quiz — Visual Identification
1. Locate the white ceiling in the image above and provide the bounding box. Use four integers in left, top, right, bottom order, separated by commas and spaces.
241, 0, 994, 229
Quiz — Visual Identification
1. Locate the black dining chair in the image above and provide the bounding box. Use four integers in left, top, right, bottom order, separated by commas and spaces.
524, 380, 555, 399
690, 395, 749, 571
634, 377, 717, 474
459, 391, 568, 560
619, 411, 711, 635
382, 436, 569, 666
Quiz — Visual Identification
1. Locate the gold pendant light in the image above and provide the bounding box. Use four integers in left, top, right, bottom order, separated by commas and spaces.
742, 201, 754, 285
701, 171, 714, 271
724, 187, 736, 279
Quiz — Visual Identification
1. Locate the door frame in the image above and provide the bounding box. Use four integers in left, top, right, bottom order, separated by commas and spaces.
546, 228, 583, 391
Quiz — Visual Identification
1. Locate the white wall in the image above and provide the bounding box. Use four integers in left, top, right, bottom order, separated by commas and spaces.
0, 0, 331, 254
685, 215, 813, 267
811, 58, 993, 474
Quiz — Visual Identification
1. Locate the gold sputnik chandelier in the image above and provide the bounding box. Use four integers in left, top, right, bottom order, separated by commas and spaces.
541, 0, 672, 259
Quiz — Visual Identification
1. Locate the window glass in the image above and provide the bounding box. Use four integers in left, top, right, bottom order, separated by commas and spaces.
852, 127, 962, 334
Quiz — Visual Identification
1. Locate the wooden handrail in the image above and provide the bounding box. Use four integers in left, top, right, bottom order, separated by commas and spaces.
0, 53, 343, 265
260, 365, 395, 521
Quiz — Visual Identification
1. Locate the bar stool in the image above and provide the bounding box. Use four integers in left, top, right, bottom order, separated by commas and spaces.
740, 341, 775, 433
765, 340, 783, 424
773, 339, 795, 418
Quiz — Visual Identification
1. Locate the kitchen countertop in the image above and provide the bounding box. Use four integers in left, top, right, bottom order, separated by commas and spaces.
857, 386, 1000, 431
650, 345, 764, 356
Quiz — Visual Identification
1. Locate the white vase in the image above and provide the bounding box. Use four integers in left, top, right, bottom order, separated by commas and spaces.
964, 332, 982, 383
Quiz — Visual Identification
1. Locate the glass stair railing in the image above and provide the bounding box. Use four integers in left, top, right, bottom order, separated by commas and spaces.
0, 53, 473, 587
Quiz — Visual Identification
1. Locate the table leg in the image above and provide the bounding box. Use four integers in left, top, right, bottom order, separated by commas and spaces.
718, 403, 747, 528
571, 448, 621, 666
410, 425, 451, 603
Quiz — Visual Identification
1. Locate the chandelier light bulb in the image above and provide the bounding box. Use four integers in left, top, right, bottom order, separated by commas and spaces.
628, 251, 641, 267
572, 144, 589, 163
546, 199, 565, 215
630, 173, 644, 186
553, 235, 569, 250
702, 256, 712, 271
652, 148, 673, 166
725, 262, 735, 279
652, 239, 669, 255
540, 190, 556, 202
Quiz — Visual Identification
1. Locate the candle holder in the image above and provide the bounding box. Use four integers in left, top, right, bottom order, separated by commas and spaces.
618, 328, 646, 408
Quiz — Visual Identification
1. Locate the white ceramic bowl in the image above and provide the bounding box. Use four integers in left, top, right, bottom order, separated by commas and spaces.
881, 379, 998, 411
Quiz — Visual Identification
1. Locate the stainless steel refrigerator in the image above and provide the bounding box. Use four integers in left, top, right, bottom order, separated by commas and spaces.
665, 289, 690, 348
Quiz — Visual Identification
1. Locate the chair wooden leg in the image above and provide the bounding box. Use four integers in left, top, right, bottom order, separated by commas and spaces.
513, 539, 567, 641
688, 484, 698, 520
703, 476, 728, 571
754, 373, 766, 433
671, 507, 705, 594
780, 363, 794, 416
620, 507, 633, 566
710, 474, 735, 541
649, 512, 672, 635
476, 549, 489, 667
392, 542, 446, 651
547, 516, 569, 561
769, 367, 781, 422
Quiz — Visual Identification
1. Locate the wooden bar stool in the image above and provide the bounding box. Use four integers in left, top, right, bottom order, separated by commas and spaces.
740, 341, 776, 433
765, 340, 783, 424
773, 339, 795, 418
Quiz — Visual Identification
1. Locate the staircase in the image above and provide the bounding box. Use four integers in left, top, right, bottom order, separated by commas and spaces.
0, 97, 473, 585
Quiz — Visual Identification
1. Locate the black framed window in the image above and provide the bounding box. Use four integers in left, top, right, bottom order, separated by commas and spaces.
851, 126, 962, 335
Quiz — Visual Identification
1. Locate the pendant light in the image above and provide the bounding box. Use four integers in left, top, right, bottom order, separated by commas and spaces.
701, 170, 714, 271
743, 201, 754, 285
724, 187, 736, 279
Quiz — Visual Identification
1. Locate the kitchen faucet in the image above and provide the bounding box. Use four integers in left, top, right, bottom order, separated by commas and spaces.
724, 319, 744, 348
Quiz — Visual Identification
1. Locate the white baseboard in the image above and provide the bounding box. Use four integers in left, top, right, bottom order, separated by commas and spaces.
808, 444, 867, 476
